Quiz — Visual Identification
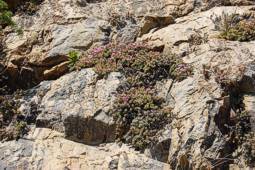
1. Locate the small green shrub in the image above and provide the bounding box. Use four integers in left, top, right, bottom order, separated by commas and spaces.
68, 51, 80, 69
232, 111, 251, 144
14, 121, 27, 138
0, 0, 15, 29
0, 0, 22, 34
113, 87, 171, 150
213, 12, 255, 41
219, 19, 255, 41
113, 87, 163, 121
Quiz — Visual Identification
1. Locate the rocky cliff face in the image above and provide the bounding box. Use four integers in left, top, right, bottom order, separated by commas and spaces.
0, 0, 255, 169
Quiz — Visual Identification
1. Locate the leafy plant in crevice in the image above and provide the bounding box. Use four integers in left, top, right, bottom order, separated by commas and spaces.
0, 94, 20, 124
0, 0, 15, 29
212, 12, 255, 41
113, 87, 171, 150
0, 0, 22, 34
14, 121, 27, 137
0, 5, 19, 92
76, 42, 192, 151
68, 50, 80, 70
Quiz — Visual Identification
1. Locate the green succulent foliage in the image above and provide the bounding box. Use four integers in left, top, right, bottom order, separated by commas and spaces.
0, 0, 15, 29
68, 51, 80, 69
113, 87, 171, 150
214, 12, 255, 41
0, 0, 22, 34
14, 121, 27, 137
127, 109, 171, 150
77, 43, 193, 83
76, 43, 192, 150
219, 20, 255, 41
114, 87, 163, 118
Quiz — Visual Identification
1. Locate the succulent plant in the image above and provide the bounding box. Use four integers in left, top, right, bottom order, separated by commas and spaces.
76, 42, 192, 150
213, 12, 255, 41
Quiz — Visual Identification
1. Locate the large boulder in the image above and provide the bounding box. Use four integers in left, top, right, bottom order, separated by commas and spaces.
46, 18, 110, 65
20, 69, 125, 145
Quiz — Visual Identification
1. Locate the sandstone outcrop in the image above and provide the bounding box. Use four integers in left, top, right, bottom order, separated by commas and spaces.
0, 0, 255, 169
0, 128, 170, 169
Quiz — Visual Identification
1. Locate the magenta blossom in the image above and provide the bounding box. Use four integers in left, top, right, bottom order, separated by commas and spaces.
92, 47, 104, 54
121, 95, 130, 103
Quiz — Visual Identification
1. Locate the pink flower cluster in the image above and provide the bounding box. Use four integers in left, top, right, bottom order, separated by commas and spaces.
87, 42, 150, 60
92, 47, 104, 55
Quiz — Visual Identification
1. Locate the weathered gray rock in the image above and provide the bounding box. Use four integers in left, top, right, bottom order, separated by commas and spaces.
140, 6, 255, 169
168, 77, 224, 168
0, 139, 33, 170
6, 0, 253, 84
33, 69, 124, 145
139, 16, 175, 36
2, 0, 255, 169
47, 18, 110, 62
43, 61, 69, 80
240, 61, 255, 93
141, 6, 255, 59
145, 124, 172, 163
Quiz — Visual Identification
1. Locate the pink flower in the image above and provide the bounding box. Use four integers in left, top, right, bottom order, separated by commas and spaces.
93, 47, 104, 54
112, 52, 117, 56
122, 95, 130, 103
